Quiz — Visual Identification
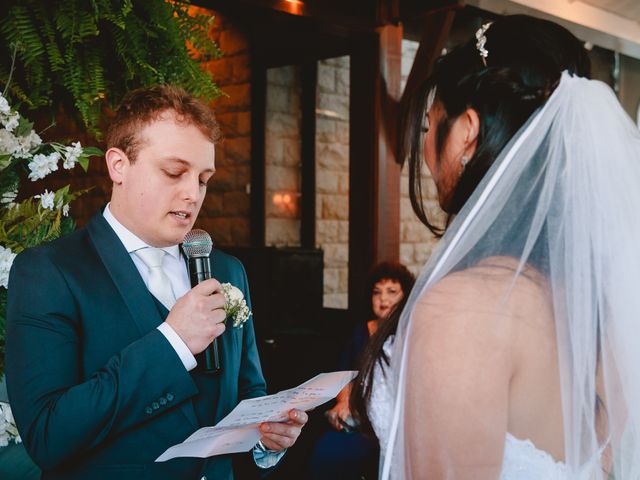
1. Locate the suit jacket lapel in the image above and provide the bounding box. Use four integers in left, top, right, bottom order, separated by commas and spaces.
86, 213, 163, 335
87, 213, 200, 428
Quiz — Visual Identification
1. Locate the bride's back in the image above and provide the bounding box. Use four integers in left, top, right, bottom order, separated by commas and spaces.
405, 256, 565, 477
473, 257, 564, 460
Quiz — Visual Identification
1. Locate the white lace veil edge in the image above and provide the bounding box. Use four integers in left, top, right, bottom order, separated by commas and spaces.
382, 71, 640, 479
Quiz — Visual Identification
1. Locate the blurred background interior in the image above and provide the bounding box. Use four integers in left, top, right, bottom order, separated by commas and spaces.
2, 1, 640, 478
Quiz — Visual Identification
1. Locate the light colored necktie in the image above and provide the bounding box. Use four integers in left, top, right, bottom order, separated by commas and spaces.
134, 247, 176, 310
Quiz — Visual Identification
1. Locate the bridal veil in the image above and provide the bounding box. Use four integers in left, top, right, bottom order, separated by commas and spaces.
383, 71, 640, 478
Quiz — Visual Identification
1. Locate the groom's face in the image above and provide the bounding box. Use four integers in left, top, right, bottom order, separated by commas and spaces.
107, 111, 216, 247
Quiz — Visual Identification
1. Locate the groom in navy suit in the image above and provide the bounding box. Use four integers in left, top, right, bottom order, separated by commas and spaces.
5, 85, 307, 480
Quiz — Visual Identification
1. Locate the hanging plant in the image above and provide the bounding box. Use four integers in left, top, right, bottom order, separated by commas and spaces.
0, 0, 222, 138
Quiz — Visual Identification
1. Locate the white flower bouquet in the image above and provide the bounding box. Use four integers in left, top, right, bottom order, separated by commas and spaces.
220, 283, 252, 328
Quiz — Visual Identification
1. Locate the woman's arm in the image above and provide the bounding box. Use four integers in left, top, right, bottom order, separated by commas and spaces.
326, 382, 354, 431
404, 272, 516, 479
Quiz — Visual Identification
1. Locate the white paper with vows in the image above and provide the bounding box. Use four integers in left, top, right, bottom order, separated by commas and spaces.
156, 370, 358, 461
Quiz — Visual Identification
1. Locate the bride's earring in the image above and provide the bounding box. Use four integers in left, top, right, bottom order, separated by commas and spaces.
460, 154, 470, 176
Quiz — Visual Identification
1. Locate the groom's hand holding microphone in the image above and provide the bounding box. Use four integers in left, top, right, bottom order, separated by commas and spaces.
165, 278, 226, 356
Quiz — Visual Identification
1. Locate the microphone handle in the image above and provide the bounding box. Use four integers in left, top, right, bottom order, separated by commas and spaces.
188, 256, 222, 374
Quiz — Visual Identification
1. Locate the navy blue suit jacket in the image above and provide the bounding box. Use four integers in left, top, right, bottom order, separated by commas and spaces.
5, 212, 267, 480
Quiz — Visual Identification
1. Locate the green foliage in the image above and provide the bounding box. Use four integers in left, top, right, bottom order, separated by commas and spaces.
0, 0, 222, 137
0, 190, 84, 253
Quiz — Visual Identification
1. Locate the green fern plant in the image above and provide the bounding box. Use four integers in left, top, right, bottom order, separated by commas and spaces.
0, 0, 222, 137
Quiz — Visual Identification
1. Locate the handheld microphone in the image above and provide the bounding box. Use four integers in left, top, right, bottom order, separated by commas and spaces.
182, 229, 221, 374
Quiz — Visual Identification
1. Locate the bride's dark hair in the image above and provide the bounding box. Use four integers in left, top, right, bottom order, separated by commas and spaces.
352, 14, 591, 437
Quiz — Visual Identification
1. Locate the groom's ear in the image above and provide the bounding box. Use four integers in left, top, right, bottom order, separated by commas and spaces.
105, 148, 128, 184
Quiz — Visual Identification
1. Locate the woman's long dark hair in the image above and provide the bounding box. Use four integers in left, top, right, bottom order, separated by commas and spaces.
352, 14, 591, 437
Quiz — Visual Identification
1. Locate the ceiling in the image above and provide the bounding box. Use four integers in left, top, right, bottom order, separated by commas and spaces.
466, 0, 640, 59
582, 0, 640, 22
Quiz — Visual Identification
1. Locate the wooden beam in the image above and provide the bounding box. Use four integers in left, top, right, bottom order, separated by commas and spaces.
348, 23, 402, 316
376, 24, 403, 260
250, 62, 267, 247
202, 0, 399, 32
300, 60, 318, 249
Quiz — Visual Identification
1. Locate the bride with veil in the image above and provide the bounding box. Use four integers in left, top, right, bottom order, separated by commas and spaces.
351, 14, 640, 479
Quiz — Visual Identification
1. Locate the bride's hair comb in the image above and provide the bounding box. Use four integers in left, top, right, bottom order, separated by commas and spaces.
475, 22, 493, 66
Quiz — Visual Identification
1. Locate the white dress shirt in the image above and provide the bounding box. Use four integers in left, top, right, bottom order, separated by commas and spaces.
103, 204, 197, 371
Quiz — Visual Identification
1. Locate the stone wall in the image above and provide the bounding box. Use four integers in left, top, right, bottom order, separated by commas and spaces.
312, 45, 445, 305
261, 57, 350, 308
315, 57, 351, 309
264, 66, 302, 247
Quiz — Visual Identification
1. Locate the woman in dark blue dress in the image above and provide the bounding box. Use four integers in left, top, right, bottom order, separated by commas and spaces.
310, 262, 415, 479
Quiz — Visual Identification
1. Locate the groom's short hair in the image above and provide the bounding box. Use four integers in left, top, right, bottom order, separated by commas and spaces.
105, 85, 222, 163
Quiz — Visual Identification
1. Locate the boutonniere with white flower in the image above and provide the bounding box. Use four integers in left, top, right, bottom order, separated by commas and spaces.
0, 402, 20, 447
220, 283, 252, 328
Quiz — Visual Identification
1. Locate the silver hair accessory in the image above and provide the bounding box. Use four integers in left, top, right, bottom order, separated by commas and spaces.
475, 22, 492, 66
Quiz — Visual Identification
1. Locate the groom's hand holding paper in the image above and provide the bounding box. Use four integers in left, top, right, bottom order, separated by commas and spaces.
259, 407, 308, 451
156, 370, 357, 461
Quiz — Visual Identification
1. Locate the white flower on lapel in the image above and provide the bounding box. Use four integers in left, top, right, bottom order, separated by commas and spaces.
220, 283, 252, 328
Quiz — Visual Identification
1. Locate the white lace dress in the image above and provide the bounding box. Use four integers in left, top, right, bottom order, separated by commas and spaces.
369, 337, 567, 479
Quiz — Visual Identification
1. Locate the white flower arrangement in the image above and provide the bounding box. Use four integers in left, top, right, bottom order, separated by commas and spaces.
0, 402, 20, 447
220, 283, 252, 328
0, 89, 102, 446
0, 91, 101, 289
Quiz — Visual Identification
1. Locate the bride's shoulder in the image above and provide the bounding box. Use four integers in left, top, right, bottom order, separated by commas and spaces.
412, 255, 550, 337
418, 255, 547, 305
407, 256, 533, 391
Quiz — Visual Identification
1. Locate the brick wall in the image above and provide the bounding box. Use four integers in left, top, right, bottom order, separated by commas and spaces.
21, 7, 254, 251
200, 9, 252, 247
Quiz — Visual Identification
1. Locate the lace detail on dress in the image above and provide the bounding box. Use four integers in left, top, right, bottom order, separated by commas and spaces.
369, 335, 394, 459
500, 433, 567, 479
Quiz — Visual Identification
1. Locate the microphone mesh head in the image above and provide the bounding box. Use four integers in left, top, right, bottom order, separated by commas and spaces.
182, 229, 213, 258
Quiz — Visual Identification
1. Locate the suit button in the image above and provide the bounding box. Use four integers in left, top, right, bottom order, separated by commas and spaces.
159, 397, 167, 406
152, 402, 160, 410
145, 407, 153, 415
166, 393, 174, 402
